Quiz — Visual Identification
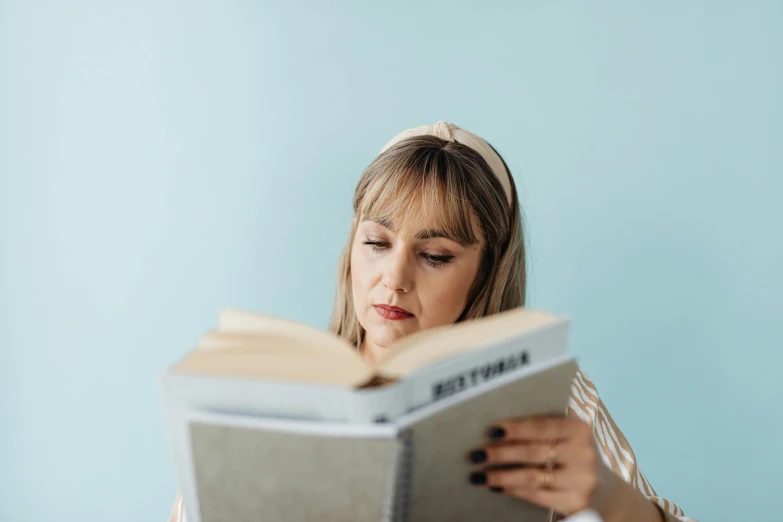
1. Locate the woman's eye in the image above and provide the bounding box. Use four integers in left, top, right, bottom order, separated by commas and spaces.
362, 240, 453, 267
362, 240, 389, 252
422, 253, 454, 267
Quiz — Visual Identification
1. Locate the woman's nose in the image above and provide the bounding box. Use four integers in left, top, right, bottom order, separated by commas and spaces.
382, 250, 413, 293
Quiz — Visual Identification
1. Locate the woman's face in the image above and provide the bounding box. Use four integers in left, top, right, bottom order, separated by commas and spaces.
350, 212, 484, 362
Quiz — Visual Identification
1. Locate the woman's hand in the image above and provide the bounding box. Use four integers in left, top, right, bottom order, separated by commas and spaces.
466, 417, 664, 522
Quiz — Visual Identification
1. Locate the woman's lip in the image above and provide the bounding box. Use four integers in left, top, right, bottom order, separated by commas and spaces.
374, 305, 415, 320
375, 304, 413, 314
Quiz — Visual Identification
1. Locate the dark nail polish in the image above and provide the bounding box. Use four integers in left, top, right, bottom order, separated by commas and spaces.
468, 449, 487, 464
468, 471, 487, 485
489, 486, 504, 493
487, 425, 506, 440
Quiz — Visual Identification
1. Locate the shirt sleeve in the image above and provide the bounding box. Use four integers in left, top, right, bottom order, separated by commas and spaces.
563, 367, 696, 522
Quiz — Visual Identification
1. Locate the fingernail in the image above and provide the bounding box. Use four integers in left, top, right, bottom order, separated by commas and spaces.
468, 449, 487, 464
468, 471, 487, 485
487, 425, 506, 440
489, 486, 504, 493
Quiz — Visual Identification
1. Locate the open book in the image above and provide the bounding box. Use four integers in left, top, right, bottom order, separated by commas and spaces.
173, 306, 566, 384
160, 306, 578, 522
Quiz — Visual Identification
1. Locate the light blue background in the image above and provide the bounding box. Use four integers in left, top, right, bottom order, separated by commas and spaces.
1, 1, 780, 521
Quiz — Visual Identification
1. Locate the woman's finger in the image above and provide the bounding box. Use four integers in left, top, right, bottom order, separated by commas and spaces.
479, 467, 595, 491
487, 416, 590, 443
468, 441, 572, 468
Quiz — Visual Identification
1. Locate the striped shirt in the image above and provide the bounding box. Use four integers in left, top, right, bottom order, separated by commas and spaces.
168, 367, 694, 522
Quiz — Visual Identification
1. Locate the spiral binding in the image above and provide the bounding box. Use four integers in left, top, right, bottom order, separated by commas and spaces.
383, 429, 414, 522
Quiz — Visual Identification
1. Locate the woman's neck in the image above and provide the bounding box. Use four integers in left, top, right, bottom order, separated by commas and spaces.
359, 337, 381, 366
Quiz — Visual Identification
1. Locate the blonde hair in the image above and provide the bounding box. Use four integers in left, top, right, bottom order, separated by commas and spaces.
328, 135, 526, 347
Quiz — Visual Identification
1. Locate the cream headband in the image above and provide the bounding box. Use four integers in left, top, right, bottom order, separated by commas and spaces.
378, 121, 513, 206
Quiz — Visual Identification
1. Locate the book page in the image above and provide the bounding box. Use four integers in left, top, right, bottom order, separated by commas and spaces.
378, 307, 565, 377
196, 331, 362, 361
388, 317, 569, 413
217, 308, 358, 356
172, 351, 374, 387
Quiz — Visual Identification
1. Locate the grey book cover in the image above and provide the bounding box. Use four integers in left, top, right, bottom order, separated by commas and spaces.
186, 358, 576, 522
190, 422, 402, 522
401, 359, 577, 522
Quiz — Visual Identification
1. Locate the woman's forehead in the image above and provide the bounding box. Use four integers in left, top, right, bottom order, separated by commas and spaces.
359, 171, 483, 245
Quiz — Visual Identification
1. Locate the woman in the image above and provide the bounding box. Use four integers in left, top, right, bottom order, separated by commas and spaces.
168, 122, 693, 522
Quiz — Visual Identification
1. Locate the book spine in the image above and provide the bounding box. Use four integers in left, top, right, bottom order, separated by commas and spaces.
384, 429, 413, 522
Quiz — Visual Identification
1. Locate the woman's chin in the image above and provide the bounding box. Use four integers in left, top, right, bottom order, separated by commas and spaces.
366, 324, 417, 349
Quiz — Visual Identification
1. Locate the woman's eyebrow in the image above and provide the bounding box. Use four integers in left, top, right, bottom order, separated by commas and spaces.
415, 229, 450, 240
362, 219, 448, 240
362, 217, 479, 246
418, 228, 481, 246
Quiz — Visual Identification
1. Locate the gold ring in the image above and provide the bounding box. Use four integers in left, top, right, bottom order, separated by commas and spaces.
545, 447, 558, 471
536, 470, 555, 489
